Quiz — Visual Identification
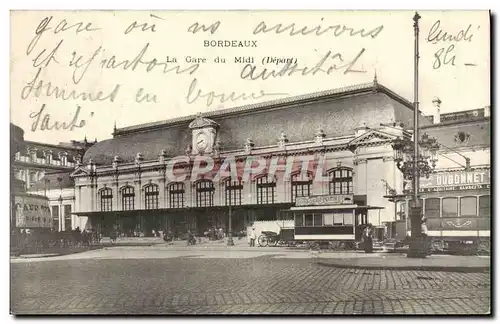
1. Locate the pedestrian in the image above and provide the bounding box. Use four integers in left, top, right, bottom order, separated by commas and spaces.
249, 227, 256, 247
421, 217, 429, 255
363, 224, 374, 253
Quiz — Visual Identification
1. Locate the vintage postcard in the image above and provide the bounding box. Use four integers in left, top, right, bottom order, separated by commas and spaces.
10, 10, 491, 315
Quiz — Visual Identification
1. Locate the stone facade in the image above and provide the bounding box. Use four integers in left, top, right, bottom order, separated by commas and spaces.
71, 82, 418, 235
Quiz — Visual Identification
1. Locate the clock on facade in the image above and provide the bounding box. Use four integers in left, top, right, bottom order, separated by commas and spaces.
196, 133, 209, 152
189, 113, 219, 155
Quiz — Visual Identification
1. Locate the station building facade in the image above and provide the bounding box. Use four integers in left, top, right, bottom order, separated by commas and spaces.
71, 81, 439, 237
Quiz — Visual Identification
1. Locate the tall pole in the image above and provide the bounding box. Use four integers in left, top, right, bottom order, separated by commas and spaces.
413, 11, 421, 205
408, 11, 425, 258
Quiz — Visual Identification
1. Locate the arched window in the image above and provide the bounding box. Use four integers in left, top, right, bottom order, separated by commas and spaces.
144, 184, 159, 210
256, 175, 276, 204
291, 172, 312, 203
195, 179, 215, 207
328, 167, 353, 195
121, 186, 135, 211
224, 178, 243, 206
168, 182, 185, 208
99, 187, 113, 212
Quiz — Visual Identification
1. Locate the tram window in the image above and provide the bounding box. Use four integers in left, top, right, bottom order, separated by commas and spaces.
323, 214, 334, 226
424, 198, 440, 218
442, 197, 458, 217
313, 214, 323, 227
304, 214, 314, 226
343, 213, 354, 225
295, 214, 304, 226
333, 214, 344, 226
479, 195, 490, 217
460, 197, 477, 217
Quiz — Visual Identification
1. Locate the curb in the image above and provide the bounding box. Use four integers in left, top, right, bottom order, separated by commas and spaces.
316, 261, 491, 273
11, 246, 104, 260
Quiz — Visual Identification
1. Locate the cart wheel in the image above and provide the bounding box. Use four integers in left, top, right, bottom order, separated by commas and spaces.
258, 235, 268, 247
270, 238, 279, 247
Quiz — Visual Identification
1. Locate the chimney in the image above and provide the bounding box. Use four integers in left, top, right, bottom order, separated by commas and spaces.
484, 105, 490, 117
432, 97, 442, 124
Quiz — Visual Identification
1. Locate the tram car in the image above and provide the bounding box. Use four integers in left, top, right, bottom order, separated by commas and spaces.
290, 195, 383, 248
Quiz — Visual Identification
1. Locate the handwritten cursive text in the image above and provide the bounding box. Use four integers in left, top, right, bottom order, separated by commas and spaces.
253, 19, 384, 38
240, 48, 366, 81
29, 104, 92, 132
185, 78, 289, 107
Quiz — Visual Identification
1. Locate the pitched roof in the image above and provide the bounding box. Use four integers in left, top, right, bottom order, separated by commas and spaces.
83, 82, 424, 165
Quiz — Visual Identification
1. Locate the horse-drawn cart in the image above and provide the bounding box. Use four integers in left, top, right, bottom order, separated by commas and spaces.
257, 228, 296, 247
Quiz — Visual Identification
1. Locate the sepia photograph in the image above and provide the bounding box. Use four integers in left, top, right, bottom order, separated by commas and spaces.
8, 8, 491, 316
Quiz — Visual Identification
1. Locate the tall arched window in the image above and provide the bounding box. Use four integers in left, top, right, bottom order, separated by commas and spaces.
121, 186, 135, 211
168, 182, 184, 208
328, 167, 353, 195
256, 175, 276, 204
291, 172, 312, 203
144, 184, 159, 210
99, 187, 113, 211
196, 179, 215, 207
224, 178, 243, 206
168, 182, 185, 208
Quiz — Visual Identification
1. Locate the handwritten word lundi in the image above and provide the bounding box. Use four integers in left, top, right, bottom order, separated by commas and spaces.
29, 104, 90, 132
253, 19, 384, 38
21, 68, 121, 103
185, 78, 289, 107
100, 43, 199, 75
427, 20, 476, 44
240, 48, 366, 81
27, 16, 100, 56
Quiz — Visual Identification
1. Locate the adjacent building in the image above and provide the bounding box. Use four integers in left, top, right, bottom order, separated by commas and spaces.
13, 138, 96, 230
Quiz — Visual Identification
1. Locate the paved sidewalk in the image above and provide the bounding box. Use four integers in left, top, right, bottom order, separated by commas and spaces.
317, 254, 490, 273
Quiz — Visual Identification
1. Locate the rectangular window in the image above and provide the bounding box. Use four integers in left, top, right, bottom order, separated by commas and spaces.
460, 196, 477, 217
323, 213, 334, 226
442, 197, 458, 217
51, 205, 59, 230
64, 205, 72, 230
424, 198, 440, 218
295, 214, 304, 227
313, 214, 323, 227
333, 213, 344, 225
343, 213, 353, 225
479, 195, 490, 217
304, 214, 313, 226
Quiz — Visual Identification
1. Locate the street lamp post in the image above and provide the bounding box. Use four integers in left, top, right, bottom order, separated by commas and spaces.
392, 133, 439, 258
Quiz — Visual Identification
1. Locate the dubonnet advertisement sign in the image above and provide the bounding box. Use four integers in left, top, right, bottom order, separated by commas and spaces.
419, 169, 490, 192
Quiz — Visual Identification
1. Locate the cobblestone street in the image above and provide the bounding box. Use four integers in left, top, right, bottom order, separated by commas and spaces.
10, 251, 491, 315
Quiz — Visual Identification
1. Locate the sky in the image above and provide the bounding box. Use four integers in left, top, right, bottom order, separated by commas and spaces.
10, 10, 490, 145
